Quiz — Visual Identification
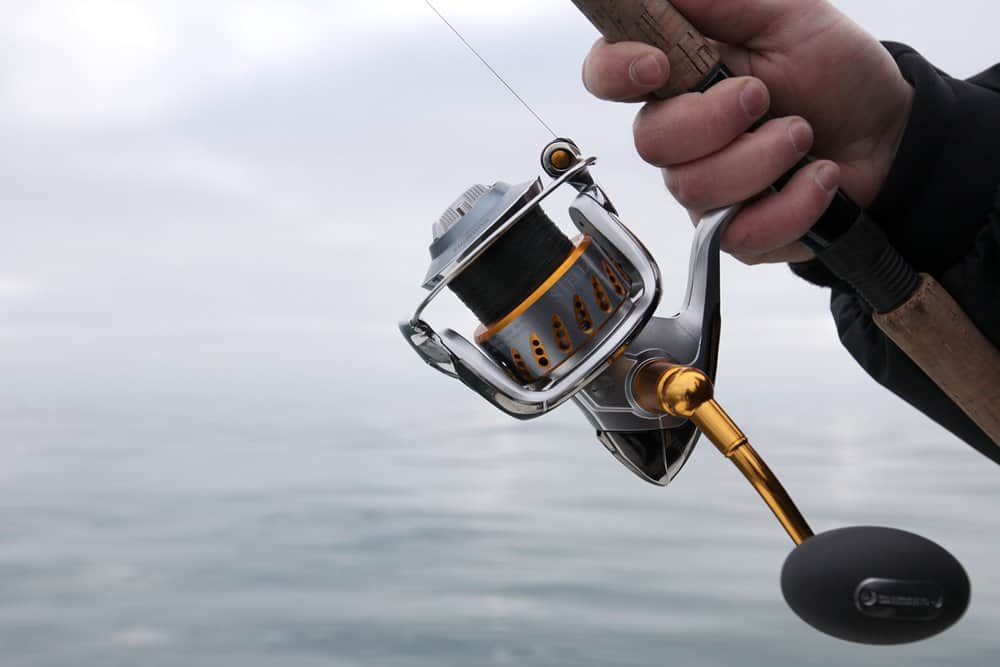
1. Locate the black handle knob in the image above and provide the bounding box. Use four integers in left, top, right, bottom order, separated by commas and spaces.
781, 526, 970, 644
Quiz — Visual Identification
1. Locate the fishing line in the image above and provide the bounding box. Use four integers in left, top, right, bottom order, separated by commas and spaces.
422, 0, 558, 138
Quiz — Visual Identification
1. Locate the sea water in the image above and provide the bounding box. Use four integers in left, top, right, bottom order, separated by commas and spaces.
1, 321, 998, 667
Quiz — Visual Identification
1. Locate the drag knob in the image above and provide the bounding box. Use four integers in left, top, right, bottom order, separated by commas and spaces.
428, 182, 574, 327
433, 184, 489, 240
781, 526, 970, 644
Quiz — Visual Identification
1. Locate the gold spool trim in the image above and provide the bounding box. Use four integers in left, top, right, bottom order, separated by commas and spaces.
475, 236, 592, 344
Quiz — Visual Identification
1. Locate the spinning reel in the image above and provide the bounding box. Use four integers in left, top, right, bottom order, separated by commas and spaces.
400, 139, 970, 645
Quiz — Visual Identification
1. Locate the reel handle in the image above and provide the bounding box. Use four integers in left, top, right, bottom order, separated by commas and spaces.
569, 0, 721, 98
632, 359, 814, 545
633, 360, 973, 644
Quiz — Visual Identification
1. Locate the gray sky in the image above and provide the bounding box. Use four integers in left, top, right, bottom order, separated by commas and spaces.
1, 0, 996, 416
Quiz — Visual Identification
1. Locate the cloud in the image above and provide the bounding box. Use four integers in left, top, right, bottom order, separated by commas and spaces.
0, 0, 565, 132
0, 277, 38, 305
1, 0, 996, 364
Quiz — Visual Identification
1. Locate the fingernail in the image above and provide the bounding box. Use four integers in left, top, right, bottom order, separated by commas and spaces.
814, 163, 839, 193
739, 80, 768, 118
788, 119, 813, 154
629, 54, 664, 87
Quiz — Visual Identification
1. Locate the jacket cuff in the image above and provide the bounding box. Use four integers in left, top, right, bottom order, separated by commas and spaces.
868, 42, 1000, 276
788, 258, 836, 285
790, 41, 1000, 286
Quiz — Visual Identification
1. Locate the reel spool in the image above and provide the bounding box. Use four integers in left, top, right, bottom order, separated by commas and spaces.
400, 139, 970, 644
436, 181, 629, 385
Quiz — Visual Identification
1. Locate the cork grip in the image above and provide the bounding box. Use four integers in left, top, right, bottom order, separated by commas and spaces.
571, 0, 721, 98
873, 275, 1000, 445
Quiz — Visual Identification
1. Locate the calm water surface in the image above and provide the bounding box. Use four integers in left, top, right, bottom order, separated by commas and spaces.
1, 327, 998, 667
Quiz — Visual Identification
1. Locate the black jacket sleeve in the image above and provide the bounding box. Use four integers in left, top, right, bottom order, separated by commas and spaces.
790, 43, 1000, 463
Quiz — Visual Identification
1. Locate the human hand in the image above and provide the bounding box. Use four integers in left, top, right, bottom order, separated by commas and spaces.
581, 0, 914, 264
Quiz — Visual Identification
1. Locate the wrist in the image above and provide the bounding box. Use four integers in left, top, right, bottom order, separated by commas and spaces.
863, 78, 915, 208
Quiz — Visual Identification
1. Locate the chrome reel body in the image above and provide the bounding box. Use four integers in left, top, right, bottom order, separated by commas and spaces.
401, 140, 738, 486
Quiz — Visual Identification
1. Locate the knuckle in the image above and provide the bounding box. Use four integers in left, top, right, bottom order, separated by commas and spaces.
581, 69, 594, 96
734, 227, 763, 254
783, 115, 814, 156
633, 102, 679, 165
581, 58, 607, 98
664, 165, 709, 209
582, 55, 618, 99
708, 101, 745, 143
634, 129, 664, 165
633, 114, 667, 165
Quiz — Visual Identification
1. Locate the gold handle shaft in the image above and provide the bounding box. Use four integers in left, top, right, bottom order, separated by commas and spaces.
633, 360, 814, 545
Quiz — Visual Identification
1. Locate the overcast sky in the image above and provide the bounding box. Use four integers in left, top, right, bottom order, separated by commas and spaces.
1, 0, 997, 409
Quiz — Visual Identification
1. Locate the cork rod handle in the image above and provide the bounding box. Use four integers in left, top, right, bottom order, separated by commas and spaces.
873, 275, 1000, 444
570, 0, 721, 98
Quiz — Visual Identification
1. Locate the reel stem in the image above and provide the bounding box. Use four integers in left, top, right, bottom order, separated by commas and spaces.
633, 360, 814, 545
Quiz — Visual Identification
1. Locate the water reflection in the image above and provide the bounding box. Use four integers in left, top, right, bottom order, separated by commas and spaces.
0, 329, 998, 666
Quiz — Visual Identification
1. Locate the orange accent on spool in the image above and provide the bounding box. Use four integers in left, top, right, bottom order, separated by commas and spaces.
539, 298, 628, 378
574, 294, 593, 334
614, 260, 631, 283
510, 348, 532, 380
530, 334, 550, 368
475, 236, 593, 344
602, 260, 627, 297
552, 315, 573, 352
591, 276, 612, 313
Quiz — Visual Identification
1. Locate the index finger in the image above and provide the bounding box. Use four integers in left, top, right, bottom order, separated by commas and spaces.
582, 38, 671, 102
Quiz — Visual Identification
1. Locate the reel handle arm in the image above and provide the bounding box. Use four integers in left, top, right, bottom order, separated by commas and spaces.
633, 359, 814, 545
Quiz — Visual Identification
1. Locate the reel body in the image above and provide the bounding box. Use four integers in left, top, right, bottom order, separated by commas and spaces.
401, 139, 737, 485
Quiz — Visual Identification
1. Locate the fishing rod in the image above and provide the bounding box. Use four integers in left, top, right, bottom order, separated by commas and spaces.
401, 0, 998, 646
